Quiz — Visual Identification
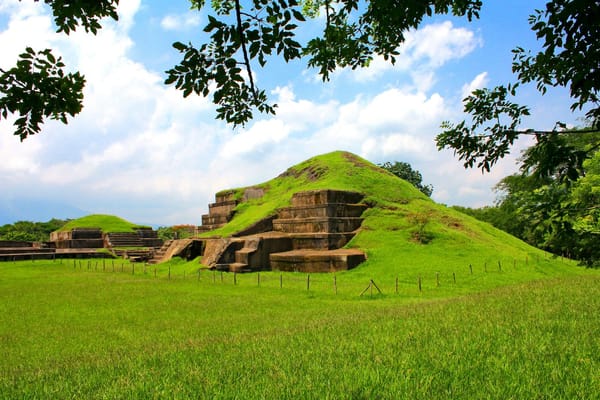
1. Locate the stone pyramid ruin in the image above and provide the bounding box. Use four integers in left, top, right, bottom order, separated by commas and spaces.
162, 188, 369, 272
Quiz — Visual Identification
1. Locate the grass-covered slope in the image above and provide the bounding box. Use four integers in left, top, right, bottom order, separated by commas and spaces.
57, 214, 147, 233
201, 151, 581, 283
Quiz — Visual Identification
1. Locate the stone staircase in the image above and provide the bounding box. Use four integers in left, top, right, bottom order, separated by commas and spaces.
106, 230, 164, 262
106, 232, 144, 247
147, 240, 173, 264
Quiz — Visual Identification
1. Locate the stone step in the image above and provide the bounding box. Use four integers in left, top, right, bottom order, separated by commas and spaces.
208, 200, 238, 215
290, 232, 357, 250
202, 214, 230, 226
273, 217, 363, 234
277, 203, 367, 219
106, 232, 144, 247
234, 238, 260, 264
0, 248, 56, 255
270, 249, 366, 273
290, 190, 364, 207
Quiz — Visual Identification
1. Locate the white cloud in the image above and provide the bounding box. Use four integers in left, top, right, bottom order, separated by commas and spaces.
160, 12, 201, 31
117, 0, 142, 31
219, 119, 290, 158
350, 21, 482, 83
461, 72, 489, 99
405, 21, 481, 68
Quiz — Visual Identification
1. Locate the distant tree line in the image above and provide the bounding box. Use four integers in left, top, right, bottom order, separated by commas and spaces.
454, 129, 600, 267
0, 219, 69, 242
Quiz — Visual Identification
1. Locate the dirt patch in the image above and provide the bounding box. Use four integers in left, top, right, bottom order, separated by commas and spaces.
342, 152, 381, 173
441, 215, 464, 229
278, 164, 328, 181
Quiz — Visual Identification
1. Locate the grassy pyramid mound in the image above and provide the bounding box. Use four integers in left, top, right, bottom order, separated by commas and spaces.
197, 151, 582, 290
56, 214, 147, 233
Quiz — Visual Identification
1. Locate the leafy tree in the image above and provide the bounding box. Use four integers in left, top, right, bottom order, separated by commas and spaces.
0, 47, 85, 140
166, 0, 482, 126
0, 0, 119, 140
2, 0, 483, 137
157, 225, 196, 240
0, 218, 68, 242
378, 161, 433, 197
157, 226, 175, 241
437, 0, 600, 184
456, 131, 600, 267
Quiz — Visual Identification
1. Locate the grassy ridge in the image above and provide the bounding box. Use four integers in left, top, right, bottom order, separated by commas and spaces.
0, 260, 598, 398
57, 214, 147, 233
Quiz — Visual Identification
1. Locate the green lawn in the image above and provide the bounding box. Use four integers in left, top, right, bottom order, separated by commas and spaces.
1, 259, 598, 398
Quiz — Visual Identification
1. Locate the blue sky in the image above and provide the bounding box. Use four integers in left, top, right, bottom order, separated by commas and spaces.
0, 0, 585, 226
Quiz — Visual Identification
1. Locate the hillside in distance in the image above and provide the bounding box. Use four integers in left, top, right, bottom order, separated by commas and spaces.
56, 214, 148, 233
198, 151, 581, 287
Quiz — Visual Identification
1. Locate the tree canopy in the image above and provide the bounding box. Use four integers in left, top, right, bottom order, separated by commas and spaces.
436, 0, 599, 184
455, 130, 600, 267
0, 1, 119, 140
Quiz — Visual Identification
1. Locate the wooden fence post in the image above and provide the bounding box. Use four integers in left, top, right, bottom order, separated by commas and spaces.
418, 276, 422, 292
436, 272, 440, 287
469, 264, 473, 274
306, 274, 310, 291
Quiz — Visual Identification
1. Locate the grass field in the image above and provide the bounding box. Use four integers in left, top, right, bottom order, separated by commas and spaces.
4, 152, 598, 398
1, 259, 598, 399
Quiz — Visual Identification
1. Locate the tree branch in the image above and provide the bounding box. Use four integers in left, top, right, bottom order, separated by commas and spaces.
234, 0, 257, 99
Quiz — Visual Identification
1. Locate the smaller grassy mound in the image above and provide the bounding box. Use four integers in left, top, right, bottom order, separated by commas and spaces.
57, 214, 147, 233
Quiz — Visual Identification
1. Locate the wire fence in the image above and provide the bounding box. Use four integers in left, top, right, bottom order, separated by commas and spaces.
6, 253, 571, 298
